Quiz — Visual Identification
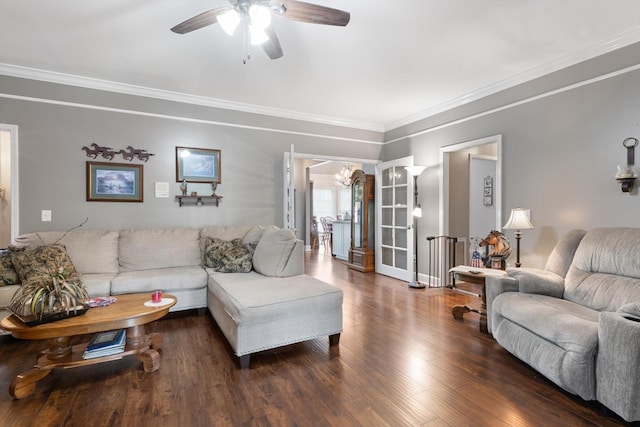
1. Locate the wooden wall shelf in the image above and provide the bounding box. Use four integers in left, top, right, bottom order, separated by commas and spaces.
175, 195, 222, 207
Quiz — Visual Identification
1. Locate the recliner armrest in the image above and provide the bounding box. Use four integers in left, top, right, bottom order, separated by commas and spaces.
485, 275, 519, 334
597, 310, 640, 422
507, 267, 565, 298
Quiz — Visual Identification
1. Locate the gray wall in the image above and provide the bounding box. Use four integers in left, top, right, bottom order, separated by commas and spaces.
0, 76, 383, 234
2, 42, 639, 272
383, 42, 640, 269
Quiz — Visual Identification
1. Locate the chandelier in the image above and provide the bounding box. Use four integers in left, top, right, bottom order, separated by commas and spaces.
335, 163, 355, 187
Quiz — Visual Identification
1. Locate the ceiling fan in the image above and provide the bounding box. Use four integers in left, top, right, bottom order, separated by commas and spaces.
170, 0, 350, 62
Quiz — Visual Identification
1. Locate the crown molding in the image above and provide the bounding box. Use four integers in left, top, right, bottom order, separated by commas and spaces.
0, 63, 385, 133
385, 62, 640, 145
385, 27, 640, 131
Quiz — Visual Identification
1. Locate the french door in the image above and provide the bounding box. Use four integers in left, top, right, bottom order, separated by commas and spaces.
376, 156, 414, 281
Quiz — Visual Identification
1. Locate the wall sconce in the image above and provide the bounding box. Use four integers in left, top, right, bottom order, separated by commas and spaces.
616, 137, 638, 193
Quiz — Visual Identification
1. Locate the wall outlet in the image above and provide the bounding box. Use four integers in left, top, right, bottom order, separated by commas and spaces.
41, 210, 52, 222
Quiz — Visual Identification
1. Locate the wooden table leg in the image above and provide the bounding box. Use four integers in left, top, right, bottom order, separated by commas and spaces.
126, 325, 147, 349
9, 368, 52, 399
137, 349, 160, 372
46, 336, 72, 360
128, 326, 162, 372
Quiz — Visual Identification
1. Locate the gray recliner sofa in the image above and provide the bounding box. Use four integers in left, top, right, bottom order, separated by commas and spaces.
486, 227, 640, 422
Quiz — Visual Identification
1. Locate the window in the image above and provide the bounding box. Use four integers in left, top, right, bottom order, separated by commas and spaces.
312, 187, 335, 220
338, 187, 351, 217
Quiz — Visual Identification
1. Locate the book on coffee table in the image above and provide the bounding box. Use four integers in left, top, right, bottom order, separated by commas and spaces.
83, 329, 126, 359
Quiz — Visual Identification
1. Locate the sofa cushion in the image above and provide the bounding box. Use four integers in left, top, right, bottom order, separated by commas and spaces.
80, 273, 116, 298
14, 230, 120, 274
200, 226, 254, 257
493, 292, 599, 353
8, 244, 78, 281
507, 267, 564, 297
207, 271, 343, 326
111, 266, 207, 294
544, 229, 587, 278
119, 228, 201, 271
618, 302, 640, 320
242, 225, 278, 245
492, 292, 600, 399
0, 250, 20, 286
565, 228, 640, 312
0, 284, 20, 308
252, 228, 297, 277
203, 237, 255, 273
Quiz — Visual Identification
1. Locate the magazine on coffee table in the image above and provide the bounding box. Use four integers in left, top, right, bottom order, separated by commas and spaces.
83, 329, 126, 359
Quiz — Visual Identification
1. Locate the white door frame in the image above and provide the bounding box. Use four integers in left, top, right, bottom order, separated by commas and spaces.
469, 154, 498, 239
440, 134, 502, 236
0, 124, 19, 244
284, 151, 379, 250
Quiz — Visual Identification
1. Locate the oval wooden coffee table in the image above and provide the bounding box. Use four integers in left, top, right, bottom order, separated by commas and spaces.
0, 293, 176, 399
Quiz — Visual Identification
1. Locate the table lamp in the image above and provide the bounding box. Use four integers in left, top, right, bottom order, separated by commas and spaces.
502, 208, 534, 268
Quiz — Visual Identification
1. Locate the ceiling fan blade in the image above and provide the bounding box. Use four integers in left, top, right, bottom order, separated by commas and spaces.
271, 0, 350, 26
170, 7, 231, 34
262, 26, 284, 60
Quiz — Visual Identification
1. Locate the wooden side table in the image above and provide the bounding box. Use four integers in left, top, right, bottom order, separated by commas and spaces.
450, 267, 506, 333
0, 293, 176, 399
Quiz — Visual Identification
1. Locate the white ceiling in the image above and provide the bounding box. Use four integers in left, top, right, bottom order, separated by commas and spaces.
1, 0, 640, 132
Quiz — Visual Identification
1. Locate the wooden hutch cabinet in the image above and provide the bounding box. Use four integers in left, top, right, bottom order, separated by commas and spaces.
348, 170, 375, 272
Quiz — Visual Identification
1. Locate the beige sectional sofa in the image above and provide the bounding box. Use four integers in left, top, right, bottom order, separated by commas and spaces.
0, 225, 343, 368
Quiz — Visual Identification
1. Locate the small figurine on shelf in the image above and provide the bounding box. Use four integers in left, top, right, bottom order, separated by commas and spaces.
180, 180, 187, 196
211, 182, 218, 196
471, 250, 483, 268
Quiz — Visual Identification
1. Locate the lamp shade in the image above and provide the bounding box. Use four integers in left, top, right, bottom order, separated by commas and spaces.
405, 165, 427, 177
412, 204, 422, 218
503, 208, 534, 230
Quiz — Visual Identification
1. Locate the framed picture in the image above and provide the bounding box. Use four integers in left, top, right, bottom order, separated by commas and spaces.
176, 146, 221, 183
86, 162, 143, 202
484, 187, 492, 196
484, 195, 493, 206
484, 176, 493, 188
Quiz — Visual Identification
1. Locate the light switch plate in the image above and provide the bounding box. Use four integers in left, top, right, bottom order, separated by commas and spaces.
155, 182, 169, 198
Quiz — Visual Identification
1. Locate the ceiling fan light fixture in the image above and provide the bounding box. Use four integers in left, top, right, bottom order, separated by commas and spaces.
249, 24, 269, 45
249, 4, 271, 30
218, 8, 241, 35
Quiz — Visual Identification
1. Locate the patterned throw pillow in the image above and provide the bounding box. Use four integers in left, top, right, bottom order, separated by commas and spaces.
0, 250, 20, 287
8, 244, 79, 282
203, 237, 255, 273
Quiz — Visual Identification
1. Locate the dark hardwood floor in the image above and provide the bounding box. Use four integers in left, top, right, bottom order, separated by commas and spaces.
0, 250, 636, 426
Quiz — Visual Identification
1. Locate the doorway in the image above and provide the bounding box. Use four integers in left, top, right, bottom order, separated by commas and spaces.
0, 125, 18, 247
440, 135, 502, 255
283, 150, 378, 253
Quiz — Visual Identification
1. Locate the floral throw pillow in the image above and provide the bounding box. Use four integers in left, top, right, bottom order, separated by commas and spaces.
0, 250, 20, 287
8, 244, 79, 282
203, 237, 255, 273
